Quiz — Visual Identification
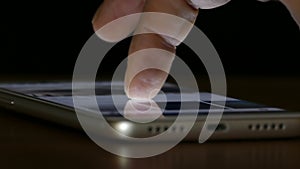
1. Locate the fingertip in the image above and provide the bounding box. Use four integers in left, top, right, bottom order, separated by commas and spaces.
125, 69, 168, 100
124, 48, 175, 100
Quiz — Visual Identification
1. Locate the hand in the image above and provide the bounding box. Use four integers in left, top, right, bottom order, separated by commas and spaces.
92, 0, 231, 100
92, 0, 298, 100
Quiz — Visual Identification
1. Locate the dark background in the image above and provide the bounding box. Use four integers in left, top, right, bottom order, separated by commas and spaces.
1, 2, 300, 168
2, 0, 300, 77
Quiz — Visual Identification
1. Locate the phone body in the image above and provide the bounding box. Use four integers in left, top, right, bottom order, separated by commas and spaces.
0, 82, 300, 141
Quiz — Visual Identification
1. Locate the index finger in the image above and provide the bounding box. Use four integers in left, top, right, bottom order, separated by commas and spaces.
125, 0, 199, 99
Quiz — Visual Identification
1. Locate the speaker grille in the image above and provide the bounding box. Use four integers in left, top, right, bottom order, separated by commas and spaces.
147, 125, 186, 134
248, 123, 286, 131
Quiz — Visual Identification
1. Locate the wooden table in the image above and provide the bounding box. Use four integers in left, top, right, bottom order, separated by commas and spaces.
1, 76, 300, 169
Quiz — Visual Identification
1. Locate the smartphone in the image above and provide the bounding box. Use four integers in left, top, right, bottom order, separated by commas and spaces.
0, 81, 300, 141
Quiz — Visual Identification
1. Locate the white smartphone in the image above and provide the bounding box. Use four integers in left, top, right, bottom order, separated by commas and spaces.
0, 81, 300, 141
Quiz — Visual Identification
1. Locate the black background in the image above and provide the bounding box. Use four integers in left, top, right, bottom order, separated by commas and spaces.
2, 0, 300, 77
